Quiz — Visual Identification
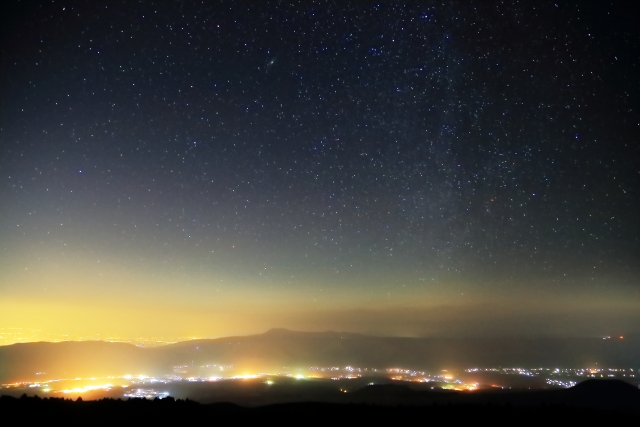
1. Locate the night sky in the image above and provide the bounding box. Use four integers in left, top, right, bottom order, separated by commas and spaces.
1, 1, 638, 341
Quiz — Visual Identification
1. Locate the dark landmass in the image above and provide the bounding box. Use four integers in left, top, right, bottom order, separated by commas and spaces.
1, 329, 638, 382
2, 380, 639, 423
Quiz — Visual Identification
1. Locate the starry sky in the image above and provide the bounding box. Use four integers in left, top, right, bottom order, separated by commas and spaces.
1, 1, 638, 342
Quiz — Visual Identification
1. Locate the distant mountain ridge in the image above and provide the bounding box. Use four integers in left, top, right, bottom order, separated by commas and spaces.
0, 329, 638, 383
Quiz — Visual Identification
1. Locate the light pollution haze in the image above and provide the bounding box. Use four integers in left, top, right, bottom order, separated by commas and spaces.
1, 1, 639, 344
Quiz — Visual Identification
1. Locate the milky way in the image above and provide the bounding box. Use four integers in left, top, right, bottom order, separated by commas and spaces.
1, 1, 638, 340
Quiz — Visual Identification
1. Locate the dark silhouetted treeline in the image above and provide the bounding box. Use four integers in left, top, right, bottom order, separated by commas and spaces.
2, 393, 638, 423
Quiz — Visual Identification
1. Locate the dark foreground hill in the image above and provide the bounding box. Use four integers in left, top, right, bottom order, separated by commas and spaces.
2, 380, 639, 423
345, 379, 640, 411
1, 329, 638, 383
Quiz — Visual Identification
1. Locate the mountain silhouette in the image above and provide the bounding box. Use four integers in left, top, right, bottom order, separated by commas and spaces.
565, 379, 640, 409
1, 330, 638, 384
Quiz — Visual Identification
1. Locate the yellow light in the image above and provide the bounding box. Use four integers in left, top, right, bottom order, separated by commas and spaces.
59, 383, 114, 394
240, 374, 257, 379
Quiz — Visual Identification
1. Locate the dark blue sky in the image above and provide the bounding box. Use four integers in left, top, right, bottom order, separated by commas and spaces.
1, 1, 638, 340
